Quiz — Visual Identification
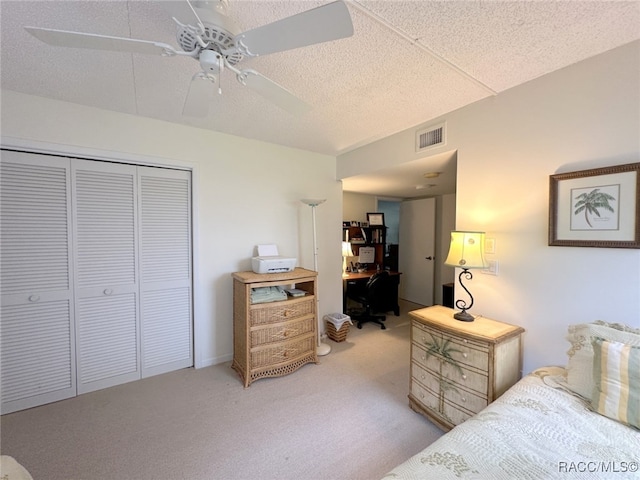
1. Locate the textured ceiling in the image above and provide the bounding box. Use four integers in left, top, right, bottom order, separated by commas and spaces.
1, 0, 639, 197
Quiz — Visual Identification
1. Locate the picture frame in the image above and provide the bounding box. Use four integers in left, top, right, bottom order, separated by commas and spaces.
367, 212, 385, 226
549, 162, 639, 248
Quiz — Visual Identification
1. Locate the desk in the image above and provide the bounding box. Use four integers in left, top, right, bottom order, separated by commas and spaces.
342, 270, 401, 315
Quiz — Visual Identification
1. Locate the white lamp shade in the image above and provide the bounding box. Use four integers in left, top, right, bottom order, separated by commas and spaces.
444, 231, 488, 269
341, 241, 353, 257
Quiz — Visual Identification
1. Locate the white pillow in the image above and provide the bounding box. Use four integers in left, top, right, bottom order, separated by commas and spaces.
564, 321, 640, 399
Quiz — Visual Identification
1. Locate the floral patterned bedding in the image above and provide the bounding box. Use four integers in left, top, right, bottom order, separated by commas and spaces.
383, 367, 640, 479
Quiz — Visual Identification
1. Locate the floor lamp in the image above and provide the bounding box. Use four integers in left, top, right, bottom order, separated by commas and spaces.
301, 198, 331, 356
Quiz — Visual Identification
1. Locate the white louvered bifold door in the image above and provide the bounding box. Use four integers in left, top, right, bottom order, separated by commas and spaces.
139, 167, 193, 377
72, 160, 141, 394
0, 151, 76, 414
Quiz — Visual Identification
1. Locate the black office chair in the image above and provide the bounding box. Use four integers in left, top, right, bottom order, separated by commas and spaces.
347, 270, 393, 330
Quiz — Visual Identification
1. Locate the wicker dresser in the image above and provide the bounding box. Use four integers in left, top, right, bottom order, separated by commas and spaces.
408, 305, 524, 431
231, 268, 318, 387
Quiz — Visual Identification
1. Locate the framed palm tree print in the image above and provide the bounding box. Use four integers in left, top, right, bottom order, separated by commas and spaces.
549, 162, 639, 248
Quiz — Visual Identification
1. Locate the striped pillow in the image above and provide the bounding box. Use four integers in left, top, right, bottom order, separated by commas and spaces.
591, 337, 640, 429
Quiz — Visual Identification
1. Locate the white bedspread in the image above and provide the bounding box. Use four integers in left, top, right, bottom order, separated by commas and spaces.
383, 367, 640, 479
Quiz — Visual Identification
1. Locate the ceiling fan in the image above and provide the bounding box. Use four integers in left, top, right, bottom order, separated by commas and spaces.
24, 0, 354, 117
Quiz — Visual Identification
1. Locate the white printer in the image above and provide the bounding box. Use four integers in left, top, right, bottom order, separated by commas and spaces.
251, 244, 297, 274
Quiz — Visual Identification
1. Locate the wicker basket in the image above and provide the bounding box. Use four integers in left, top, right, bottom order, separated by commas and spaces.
324, 313, 351, 342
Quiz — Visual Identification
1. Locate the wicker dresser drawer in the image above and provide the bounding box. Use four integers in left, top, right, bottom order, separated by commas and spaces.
250, 333, 316, 369
250, 316, 314, 346
408, 306, 524, 431
249, 297, 314, 326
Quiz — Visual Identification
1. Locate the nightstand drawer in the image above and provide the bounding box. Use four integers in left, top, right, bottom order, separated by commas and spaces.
411, 339, 442, 372
410, 382, 472, 427
413, 322, 489, 351
441, 361, 488, 396
250, 316, 314, 346
412, 353, 489, 398
412, 324, 489, 372
410, 377, 439, 411
444, 381, 488, 414
411, 361, 439, 392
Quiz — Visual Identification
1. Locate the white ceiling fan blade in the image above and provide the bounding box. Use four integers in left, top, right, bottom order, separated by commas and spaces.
183, 73, 215, 117
234, 0, 353, 57
24, 27, 178, 55
240, 70, 311, 115
162, 1, 199, 25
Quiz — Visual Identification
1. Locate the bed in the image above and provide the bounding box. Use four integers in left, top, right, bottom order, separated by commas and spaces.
383, 321, 640, 479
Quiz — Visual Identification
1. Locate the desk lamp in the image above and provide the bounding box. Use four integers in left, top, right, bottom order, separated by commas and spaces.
301, 198, 331, 356
444, 231, 488, 322
342, 241, 353, 276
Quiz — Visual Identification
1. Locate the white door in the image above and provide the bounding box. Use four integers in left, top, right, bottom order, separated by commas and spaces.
399, 197, 436, 306
72, 160, 141, 394
0, 152, 76, 414
138, 167, 193, 377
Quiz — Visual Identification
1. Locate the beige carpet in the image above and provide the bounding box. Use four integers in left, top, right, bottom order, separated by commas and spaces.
0, 300, 443, 480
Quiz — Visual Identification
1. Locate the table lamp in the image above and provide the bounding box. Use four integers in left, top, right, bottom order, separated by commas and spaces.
444, 231, 488, 322
341, 241, 354, 276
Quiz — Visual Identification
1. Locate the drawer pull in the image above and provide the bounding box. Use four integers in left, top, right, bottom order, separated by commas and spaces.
104, 289, 113, 296
283, 310, 292, 317
461, 397, 467, 403
420, 393, 425, 399
463, 339, 468, 344
462, 352, 468, 359
421, 374, 426, 380
28, 295, 40, 302
462, 374, 467, 380
421, 355, 426, 361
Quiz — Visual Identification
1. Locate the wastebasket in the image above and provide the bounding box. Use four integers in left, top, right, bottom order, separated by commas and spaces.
324, 313, 352, 342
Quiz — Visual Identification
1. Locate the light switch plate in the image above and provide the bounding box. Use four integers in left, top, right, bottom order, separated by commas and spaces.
481, 260, 499, 275
485, 238, 496, 254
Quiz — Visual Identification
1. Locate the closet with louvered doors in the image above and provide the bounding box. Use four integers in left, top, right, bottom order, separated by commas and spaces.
1, 152, 77, 413
0, 150, 193, 413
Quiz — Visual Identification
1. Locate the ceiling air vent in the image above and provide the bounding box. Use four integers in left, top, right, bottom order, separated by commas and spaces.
415, 123, 445, 152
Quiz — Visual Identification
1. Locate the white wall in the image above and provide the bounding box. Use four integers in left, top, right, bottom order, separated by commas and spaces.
342, 191, 377, 223
1, 91, 343, 368
338, 41, 640, 374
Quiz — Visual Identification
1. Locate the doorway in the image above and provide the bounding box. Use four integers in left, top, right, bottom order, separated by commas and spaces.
399, 197, 436, 305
